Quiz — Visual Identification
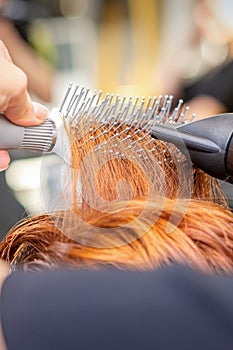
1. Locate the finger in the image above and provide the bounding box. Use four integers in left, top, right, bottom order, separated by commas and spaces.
0, 63, 48, 126
0, 40, 12, 63
0, 150, 10, 171
32, 101, 49, 121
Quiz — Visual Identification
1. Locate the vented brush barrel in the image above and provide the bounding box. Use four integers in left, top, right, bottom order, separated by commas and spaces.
152, 113, 233, 182
0, 112, 57, 153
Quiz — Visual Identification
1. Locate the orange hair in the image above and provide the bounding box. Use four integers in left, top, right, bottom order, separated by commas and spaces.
1, 199, 233, 273
0, 111, 232, 273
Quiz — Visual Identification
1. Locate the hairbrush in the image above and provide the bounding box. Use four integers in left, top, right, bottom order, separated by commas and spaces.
0, 83, 194, 167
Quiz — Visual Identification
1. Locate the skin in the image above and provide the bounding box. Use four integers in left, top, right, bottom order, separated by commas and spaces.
186, 95, 227, 120
0, 40, 48, 170
0, 17, 54, 102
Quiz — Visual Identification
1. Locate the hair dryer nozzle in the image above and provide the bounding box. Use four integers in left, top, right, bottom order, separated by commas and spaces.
151, 114, 233, 182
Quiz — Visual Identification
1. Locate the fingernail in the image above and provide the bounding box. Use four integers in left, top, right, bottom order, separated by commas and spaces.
0, 165, 9, 172
33, 102, 49, 120
0, 159, 9, 172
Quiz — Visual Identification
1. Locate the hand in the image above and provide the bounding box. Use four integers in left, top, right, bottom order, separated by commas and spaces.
185, 95, 227, 121
0, 40, 48, 171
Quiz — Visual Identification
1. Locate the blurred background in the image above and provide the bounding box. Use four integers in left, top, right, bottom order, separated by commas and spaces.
1, 0, 233, 238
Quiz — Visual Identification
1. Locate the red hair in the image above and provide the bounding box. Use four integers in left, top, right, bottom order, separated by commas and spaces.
0, 113, 232, 273
1, 199, 233, 273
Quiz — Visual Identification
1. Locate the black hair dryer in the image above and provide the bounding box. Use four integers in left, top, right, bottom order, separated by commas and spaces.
151, 114, 233, 183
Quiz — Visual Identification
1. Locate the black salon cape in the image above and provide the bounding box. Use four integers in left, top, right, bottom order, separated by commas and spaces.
1, 266, 233, 350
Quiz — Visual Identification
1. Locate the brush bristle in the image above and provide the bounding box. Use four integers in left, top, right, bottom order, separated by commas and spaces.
57, 83, 196, 164
59, 83, 195, 130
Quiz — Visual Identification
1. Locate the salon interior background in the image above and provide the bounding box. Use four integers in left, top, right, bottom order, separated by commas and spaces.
1, 0, 233, 231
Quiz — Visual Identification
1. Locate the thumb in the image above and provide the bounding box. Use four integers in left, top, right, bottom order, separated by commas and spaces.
2, 64, 48, 126
32, 101, 49, 123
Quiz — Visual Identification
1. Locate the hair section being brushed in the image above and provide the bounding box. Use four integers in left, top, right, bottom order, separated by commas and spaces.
0, 93, 232, 273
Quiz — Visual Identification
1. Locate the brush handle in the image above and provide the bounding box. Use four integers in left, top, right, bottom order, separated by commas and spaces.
0, 113, 57, 153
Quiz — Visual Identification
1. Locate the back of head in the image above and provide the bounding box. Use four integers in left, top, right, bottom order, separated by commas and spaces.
0, 98, 232, 273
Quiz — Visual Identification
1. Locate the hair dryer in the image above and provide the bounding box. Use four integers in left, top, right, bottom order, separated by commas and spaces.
151, 114, 233, 183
